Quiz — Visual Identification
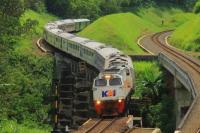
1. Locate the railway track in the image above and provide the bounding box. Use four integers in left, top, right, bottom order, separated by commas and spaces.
139, 31, 200, 133
85, 118, 117, 133
74, 118, 116, 133
74, 117, 134, 133
152, 31, 200, 74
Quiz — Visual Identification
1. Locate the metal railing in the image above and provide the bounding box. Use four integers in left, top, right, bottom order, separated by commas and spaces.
158, 53, 198, 129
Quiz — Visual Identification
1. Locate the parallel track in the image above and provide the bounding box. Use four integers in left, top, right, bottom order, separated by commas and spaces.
148, 31, 200, 132
152, 31, 200, 74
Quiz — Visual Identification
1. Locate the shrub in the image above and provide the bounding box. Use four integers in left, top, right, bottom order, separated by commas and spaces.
193, 1, 200, 13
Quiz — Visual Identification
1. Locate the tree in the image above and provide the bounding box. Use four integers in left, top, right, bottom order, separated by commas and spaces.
70, 0, 101, 19
0, 0, 25, 44
100, 0, 122, 15
45, 0, 70, 18
24, 0, 45, 12
0, 0, 25, 18
193, 0, 200, 13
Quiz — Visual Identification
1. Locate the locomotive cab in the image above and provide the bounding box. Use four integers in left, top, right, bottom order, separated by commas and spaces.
92, 72, 128, 116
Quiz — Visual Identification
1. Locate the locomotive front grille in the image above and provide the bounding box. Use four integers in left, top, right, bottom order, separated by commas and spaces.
102, 100, 118, 114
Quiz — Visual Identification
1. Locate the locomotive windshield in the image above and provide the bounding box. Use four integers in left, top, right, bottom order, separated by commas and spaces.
109, 78, 122, 86
95, 79, 107, 86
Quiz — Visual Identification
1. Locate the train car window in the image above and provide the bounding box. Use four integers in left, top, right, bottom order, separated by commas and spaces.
95, 79, 107, 86
79, 23, 81, 30
109, 78, 122, 86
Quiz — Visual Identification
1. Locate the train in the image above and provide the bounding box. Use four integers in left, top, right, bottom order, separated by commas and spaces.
44, 19, 135, 116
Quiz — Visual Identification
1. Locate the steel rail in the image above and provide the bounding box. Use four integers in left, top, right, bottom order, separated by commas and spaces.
151, 31, 200, 131
97, 118, 118, 133
152, 32, 200, 74
84, 119, 103, 133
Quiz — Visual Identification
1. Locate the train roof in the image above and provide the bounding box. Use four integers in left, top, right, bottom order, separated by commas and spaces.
54, 19, 74, 26
68, 36, 89, 43
74, 19, 90, 22
98, 47, 121, 59
49, 28, 63, 35
82, 41, 105, 50
60, 32, 75, 39
44, 23, 57, 30
50, 19, 89, 26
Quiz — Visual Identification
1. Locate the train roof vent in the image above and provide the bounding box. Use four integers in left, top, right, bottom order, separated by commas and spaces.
57, 30, 64, 34
120, 54, 126, 57
110, 59, 116, 62
120, 59, 127, 62
82, 40, 92, 44
99, 46, 105, 49
109, 53, 117, 59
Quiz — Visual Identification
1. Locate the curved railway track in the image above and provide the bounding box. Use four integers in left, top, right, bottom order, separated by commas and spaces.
139, 31, 200, 133
152, 31, 200, 74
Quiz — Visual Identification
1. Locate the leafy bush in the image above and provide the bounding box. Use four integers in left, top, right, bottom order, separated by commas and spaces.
0, 52, 53, 126
134, 61, 175, 133
25, 0, 46, 12
193, 1, 200, 13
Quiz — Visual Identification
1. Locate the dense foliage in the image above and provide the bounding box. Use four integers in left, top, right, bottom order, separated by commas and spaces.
0, 0, 54, 131
45, 0, 196, 20
24, 0, 45, 13
193, 0, 200, 13
134, 62, 175, 133
0, 52, 53, 125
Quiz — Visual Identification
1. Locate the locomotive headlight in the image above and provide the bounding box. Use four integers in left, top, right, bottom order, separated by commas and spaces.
96, 100, 101, 105
118, 97, 124, 103
104, 75, 111, 80
118, 99, 122, 103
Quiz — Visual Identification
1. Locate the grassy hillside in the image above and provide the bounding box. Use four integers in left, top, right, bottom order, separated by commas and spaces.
170, 14, 200, 52
79, 7, 194, 54
79, 12, 158, 54
136, 7, 195, 29
15, 10, 57, 54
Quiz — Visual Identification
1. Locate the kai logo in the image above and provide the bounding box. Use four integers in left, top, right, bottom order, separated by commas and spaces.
102, 90, 116, 97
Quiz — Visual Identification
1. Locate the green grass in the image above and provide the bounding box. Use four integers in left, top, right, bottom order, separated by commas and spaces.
170, 14, 200, 52
79, 7, 193, 54
0, 120, 51, 133
136, 7, 195, 29
20, 10, 57, 34
15, 10, 57, 54
79, 12, 159, 54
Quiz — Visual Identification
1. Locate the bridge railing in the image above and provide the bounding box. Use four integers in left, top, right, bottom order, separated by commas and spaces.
158, 53, 198, 129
